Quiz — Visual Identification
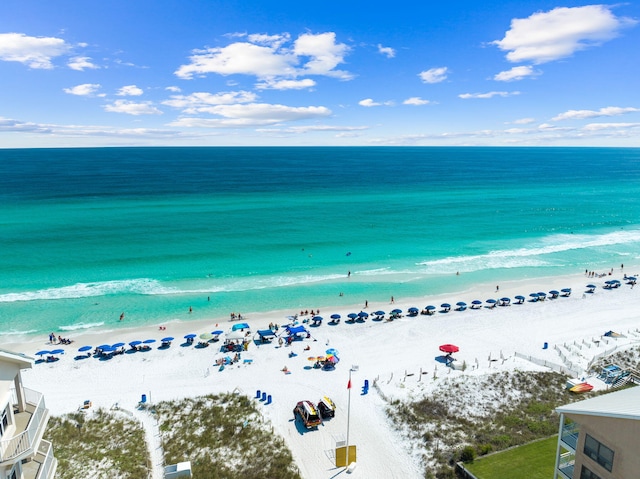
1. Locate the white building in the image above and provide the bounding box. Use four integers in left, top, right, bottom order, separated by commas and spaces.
0, 349, 57, 479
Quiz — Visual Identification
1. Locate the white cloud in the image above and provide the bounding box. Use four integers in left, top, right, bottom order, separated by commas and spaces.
104, 100, 162, 115
419, 67, 449, 84
358, 98, 394, 107
255, 78, 316, 90
293, 32, 352, 79
377, 44, 396, 58
259, 125, 369, 134
166, 86, 181, 92
403, 97, 431, 106
582, 122, 640, 131
175, 32, 351, 81
494, 65, 539, 82
67, 56, 99, 71
63, 83, 102, 96
116, 85, 144, 96
493, 5, 637, 64
552, 106, 640, 121
0, 32, 70, 69
511, 117, 536, 125
163, 91, 258, 113
459, 91, 520, 99
168, 103, 331, 128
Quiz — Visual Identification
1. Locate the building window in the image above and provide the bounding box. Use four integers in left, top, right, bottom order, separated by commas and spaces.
0, 405, 9, 437
583, 434, 614, 472
580, 465, 602, 479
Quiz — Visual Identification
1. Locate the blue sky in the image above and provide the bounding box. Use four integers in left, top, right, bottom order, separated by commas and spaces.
1, 0, 639, 147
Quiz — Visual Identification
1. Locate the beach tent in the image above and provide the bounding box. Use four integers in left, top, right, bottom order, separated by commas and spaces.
231, 322, 250, 331
285, 325, 307, 335
226, 330, 247, 341
256, 329, 276, 343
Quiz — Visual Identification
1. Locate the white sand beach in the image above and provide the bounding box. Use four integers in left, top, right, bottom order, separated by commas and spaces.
5, 269, 640, 479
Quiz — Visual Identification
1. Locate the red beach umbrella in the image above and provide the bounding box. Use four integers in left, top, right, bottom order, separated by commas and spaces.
439, 344, 459, 354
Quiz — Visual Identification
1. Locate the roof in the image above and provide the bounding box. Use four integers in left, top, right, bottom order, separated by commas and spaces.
0, 348, 34, 369
556, 386, 640, 421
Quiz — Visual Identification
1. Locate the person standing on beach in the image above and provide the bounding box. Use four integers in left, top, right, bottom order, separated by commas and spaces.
391, 296, 394, 304
365, 300, 368, 308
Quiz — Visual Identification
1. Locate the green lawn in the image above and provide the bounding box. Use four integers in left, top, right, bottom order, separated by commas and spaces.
463, 436, 558, 479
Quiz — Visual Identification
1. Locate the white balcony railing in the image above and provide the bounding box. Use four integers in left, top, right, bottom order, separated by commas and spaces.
1, 388, 47, 463
35, 439, 56, 479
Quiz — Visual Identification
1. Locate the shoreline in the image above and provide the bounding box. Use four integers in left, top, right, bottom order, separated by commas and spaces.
4, 265, 634, 356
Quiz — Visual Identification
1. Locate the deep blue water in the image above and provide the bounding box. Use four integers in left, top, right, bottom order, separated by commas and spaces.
1, 147, 639, 339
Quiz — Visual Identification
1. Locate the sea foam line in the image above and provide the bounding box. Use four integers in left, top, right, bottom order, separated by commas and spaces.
58, 321, 105, 332
0, 278, 176, 303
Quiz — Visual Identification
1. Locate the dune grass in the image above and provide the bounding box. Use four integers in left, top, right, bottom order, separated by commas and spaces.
47, 408, 150, 479
463, 436, 558, 479
154, 392, 302, 479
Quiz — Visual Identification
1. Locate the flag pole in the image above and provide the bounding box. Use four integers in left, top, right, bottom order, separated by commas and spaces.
345, 365, 356, 467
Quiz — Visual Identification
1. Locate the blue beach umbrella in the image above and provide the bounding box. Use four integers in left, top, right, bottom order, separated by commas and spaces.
456, 302, 467, 307
211, 330, 223, 335
330, 314, 341, 319
500, 297, 511, 304
529, 293, 539, 301
561, 288, 572, 293
426, 305, 436, 311
471, 300, 482, 307
161, 337, 174, 342
184, 334, 197, 339
326, 348, 339, 356
549, 290, 559, 296
347, 313, 358, 319
441, 303, 451, 308
358, 312, 368, 318
312, 316, 323, 321
391, 309, 402, 314
143, 339, 156, 344
374, 310, 385, 316
129, 340, 142, 347
485, 299, 497, 304
97, 344, 111, 350
408, 307, 419, 313
112, 342, 125, 348
514, 295, 525, 302
78, 346, 92, 352
36, 350, 50, 356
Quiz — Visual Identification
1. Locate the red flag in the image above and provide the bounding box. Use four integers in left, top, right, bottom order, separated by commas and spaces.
347, 379, 351, 389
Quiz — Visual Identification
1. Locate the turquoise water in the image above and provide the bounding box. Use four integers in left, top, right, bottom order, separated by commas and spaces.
1, 147, 639, 339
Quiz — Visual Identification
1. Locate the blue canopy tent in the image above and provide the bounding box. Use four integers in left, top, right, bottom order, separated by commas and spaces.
231, 322, 250, 331
256, 329, 276, 343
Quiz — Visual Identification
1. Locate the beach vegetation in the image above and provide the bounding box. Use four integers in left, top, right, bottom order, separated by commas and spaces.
47, 408, 150, 479
153, 392, 301, 479
385, 370, 573, 477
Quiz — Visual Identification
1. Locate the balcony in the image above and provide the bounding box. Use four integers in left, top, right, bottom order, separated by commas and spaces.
22, 440, 57, 479
560, 421, 580, 451
557, 451, 575, 479
0, 388, 50, 465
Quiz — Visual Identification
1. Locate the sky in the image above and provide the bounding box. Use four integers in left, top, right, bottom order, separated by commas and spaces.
1, 0, 639, 147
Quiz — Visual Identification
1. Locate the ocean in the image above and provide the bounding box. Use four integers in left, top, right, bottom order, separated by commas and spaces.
1, 146, 639, 340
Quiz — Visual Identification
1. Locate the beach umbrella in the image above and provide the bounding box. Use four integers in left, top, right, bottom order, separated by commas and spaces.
515, 295, 525, 302
500, 297, 511, 305
313, 316, 323, 321
426, 305, 436, 311
439, 344, 459, 354
561, 288, 572, 293
327, 355, 340, 364
330, 314, 341, 319
112, 342, 125, 348
99, 345, 114, 352
211, 330, 223, 335
161, 337, 174, 342
358, 311, 368, 318
441, 303, 451, 309
97, 344, 111, 350
35, 350, 50, 356
143, 339, 156, 344
307, 356, 316, 362
456, 302, 467, 307
374, 310, 385, 316
628, 277, 636, 281
184, 333, 197, 339
391, 308, 402, 314
326, 348, 339, 356
49, 349, 64, 355
549, 290, 559, 296
78, 346, 92, 352
129, 340, 142, 347
347, 313, 358, 319
537, 292, 547, 298
471, 300, 482, 307
529, 293, 539, 300
485, 299, 497, 304
408, 307, 419, 312
199, 333, 214, 341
